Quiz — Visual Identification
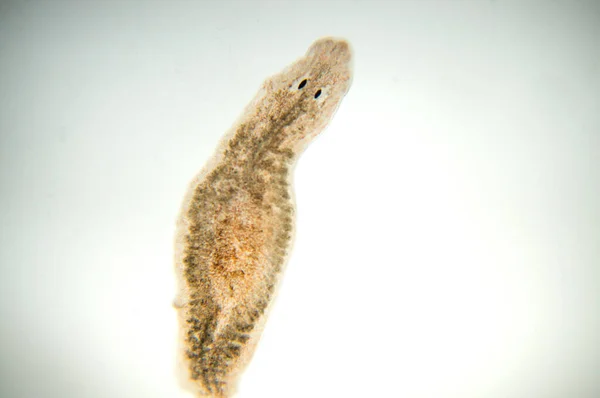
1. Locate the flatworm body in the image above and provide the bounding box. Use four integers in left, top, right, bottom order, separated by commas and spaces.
174, 37, 353, 397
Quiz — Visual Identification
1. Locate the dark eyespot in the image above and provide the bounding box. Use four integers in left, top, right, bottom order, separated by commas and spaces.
298, 79, 307, 89
314, 89, 322, 99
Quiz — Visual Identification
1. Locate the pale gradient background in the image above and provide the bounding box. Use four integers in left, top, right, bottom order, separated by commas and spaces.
1, 1, 599, 397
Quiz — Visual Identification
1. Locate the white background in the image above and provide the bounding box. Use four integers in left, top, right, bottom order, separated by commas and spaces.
1, 1, 599, 397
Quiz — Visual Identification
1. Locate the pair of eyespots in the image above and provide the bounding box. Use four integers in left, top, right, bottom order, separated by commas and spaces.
298, 79, 322, 99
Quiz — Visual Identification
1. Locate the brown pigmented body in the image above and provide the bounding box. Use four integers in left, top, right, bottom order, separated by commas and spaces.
174, 38, 352, 397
